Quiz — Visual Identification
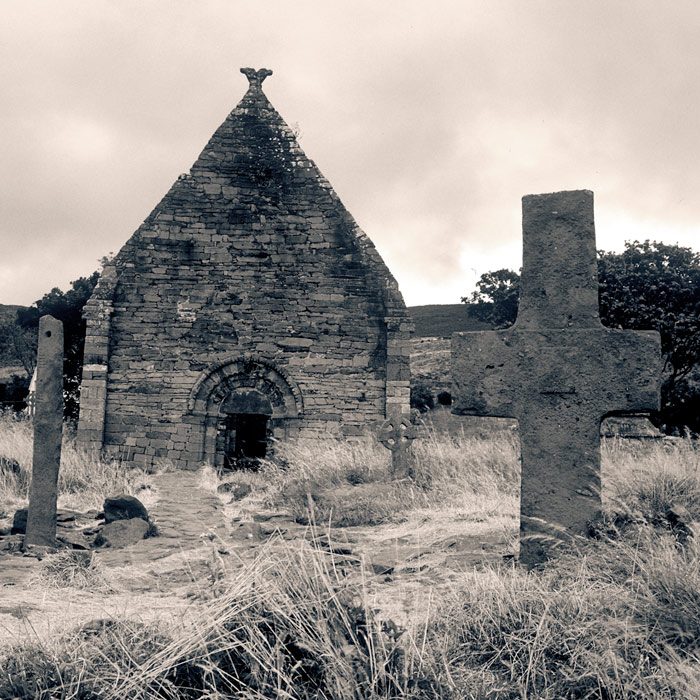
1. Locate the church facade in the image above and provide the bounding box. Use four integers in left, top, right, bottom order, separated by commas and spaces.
76, 68, 412, 470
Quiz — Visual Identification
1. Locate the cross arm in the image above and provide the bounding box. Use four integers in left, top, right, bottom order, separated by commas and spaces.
592, 328, 662, 413
451, 330, 520, 418
452, 326, 661, 420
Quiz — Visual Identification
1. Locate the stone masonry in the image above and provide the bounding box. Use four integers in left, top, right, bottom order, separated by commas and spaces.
76, 68, 413, 469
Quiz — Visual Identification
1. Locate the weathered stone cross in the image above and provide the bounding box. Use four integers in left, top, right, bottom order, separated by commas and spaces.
378, 415, 418, 479
452, 190, 662, 566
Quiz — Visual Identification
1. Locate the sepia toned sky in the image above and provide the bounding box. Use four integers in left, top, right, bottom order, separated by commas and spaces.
2, 1, 700, 307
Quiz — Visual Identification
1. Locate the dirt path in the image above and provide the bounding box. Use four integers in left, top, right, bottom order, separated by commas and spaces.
0, 470, 517, 646
96, 469, 229, 568
0, 469, 234, 642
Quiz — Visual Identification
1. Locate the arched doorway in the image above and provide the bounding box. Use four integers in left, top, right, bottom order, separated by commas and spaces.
216, 388, 272, 470
187, 355, 303, 469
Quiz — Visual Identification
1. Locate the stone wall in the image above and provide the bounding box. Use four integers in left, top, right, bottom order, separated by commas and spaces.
77, 69, 412, 469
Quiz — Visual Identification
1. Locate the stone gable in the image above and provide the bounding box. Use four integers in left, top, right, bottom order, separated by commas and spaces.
76, 68, 412, 470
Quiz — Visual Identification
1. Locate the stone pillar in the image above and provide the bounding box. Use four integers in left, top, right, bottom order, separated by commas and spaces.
384, 315, 413, 418
25, 315, 64, 548
76, 266, 116, 453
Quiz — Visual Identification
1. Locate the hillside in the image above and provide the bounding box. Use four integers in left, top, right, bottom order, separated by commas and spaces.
408, 304, 493, 396
407, 303, 491, 337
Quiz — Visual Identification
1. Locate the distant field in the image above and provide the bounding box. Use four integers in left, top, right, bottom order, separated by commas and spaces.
407, 303, 491, 337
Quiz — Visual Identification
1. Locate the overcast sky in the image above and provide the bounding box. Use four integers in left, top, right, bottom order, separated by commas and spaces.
2, 1, 700, 307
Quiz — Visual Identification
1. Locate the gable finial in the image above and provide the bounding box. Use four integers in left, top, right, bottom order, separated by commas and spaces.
241, 67, 273, 91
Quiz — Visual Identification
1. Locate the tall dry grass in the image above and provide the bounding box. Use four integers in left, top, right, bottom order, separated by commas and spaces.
1, 536, 442, 699
602, 435, 700, 521
260, 427, 521, 527
3, 419, 700, 698
0, 411, 152, 514
4, 518, 700, 699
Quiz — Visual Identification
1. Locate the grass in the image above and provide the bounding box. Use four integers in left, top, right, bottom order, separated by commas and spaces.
603, 435, 700, 523
0, 411, 153, 517
3, 520, 700, 698
1, 538, 439, 699
4, 417, 700, 697
29, 549, 112, 590
258, 427, 521, 527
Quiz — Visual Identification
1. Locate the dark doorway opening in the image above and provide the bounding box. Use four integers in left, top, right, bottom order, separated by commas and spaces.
224, 413, 269, 470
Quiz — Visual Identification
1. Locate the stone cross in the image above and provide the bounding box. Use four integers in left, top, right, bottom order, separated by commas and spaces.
452, 190, 661, 566
241, 67, 273, 89
378, 415, 418, 479
25, 316, 64, 548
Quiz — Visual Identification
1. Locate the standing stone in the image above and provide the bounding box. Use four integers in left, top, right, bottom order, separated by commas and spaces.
452, 190, 662, 566
378, 415, 418, 479
25, 316, 64, 548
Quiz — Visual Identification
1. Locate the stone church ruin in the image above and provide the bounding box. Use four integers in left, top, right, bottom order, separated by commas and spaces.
76, 68, 412, 470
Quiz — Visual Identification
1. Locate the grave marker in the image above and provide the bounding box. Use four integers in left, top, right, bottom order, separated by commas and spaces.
452, 190, 662, 566
25, 316, 64, 548
378, 415, 418, 479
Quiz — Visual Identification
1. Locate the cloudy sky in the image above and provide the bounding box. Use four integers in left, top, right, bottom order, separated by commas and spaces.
2, 1, 700, 307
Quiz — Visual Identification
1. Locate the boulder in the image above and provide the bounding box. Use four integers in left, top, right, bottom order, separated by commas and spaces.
103, 496, 149, 524
12, 508, 83, 534
56, 510, 77, 523
95, 518, 149, 549
56, 530, 91, 550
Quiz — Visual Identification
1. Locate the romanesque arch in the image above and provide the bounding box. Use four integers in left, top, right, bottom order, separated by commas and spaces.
187, 355, 303, 467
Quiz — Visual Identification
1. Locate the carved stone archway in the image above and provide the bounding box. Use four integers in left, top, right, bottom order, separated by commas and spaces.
187, 355, 303, 466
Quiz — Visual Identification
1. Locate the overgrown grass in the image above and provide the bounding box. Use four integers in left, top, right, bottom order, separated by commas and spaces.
433, 524, 700, 698
259, 428, 521, 527
29, 549, 112, 591
4, 519, 700, 698
419, 436, 700, 699
603, 435, 700, 523
1, 538, 442, 699
5, 419, 700, 697
0, 411, 152, 515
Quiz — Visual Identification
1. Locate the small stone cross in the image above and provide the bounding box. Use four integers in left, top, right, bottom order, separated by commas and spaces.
452, 190, 662, 566
378, 415, 418, 480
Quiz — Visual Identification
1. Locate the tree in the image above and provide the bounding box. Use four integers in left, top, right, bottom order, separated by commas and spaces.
462, 268, 520, 329
463, 241, 700, 432
0, 320, 37, 378
17, 271, 100, 419
598, 241, 700, 390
